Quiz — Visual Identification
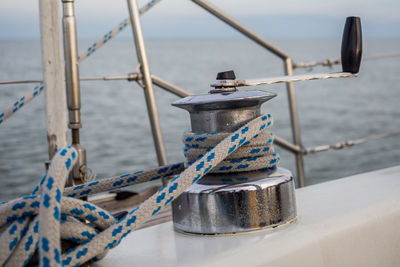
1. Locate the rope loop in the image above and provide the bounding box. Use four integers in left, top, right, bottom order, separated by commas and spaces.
183, 115, 280, 173
0, 114, 278, 266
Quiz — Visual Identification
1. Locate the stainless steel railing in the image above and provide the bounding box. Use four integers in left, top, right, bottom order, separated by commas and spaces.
1, 0, 399, 187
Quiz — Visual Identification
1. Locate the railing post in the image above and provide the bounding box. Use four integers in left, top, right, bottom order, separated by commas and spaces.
191, 0, 306, 186
191, 0, 289, 60
39, 0, 68, 160
127, 0, 168, 167
284, 58, 306, 187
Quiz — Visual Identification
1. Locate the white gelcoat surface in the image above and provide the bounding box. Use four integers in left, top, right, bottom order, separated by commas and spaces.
95, 166, 400, 267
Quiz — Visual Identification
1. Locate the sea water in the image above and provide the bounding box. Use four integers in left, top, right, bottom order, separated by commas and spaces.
0, 39, 399, 201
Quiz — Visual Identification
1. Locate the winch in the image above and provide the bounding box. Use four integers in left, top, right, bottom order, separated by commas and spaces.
171, 70, 296, 235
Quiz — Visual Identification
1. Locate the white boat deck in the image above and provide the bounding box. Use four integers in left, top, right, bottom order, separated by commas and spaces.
95, 166, 400, 267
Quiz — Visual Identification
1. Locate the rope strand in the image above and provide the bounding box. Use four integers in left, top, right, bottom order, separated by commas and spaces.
0, 114, 278, 266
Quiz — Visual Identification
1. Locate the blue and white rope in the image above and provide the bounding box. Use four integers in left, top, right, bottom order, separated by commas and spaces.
78, 0, 161, 62
63, 163, 184, 199
182, 120, 280, 172
0, 114, 278, 266
0, 0, 162, 126
0, 82, 44, 125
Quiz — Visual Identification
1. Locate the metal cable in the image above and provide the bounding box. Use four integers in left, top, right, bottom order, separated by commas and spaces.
305, 129, 400, 154
0, 0, 162, 126
0, 80, 43, 85
293, 53, 400, 69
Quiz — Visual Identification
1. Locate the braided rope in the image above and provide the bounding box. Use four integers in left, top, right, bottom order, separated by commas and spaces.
0, 114, 278, 266
0, 83, 44, 125
78, 0, 161, 62
0, 0, 161, 126
182, 119, 280, 172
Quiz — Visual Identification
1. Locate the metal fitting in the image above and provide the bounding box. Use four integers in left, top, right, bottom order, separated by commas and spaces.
171, 70, 297, 235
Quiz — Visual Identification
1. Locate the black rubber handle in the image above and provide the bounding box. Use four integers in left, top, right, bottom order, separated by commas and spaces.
216, 70, 236, 80
341, 16, 362, 73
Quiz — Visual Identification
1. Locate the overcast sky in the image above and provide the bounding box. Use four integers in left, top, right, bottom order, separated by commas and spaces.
0, 0, 399, 39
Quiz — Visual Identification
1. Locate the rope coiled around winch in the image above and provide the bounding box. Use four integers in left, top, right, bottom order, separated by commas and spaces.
183, 115, 279, 173
0, 114, 278, 266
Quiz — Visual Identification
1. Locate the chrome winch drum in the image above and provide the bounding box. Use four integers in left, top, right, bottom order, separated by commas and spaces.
171, 71, 297, 235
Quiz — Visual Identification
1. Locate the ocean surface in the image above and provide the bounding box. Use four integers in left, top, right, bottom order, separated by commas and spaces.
0, 39, 399, 201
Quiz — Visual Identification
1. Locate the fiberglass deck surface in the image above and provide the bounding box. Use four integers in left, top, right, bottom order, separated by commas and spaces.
95, 166, 400, 267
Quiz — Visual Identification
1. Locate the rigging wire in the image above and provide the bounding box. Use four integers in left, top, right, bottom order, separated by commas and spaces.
293, 53, 400, 69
